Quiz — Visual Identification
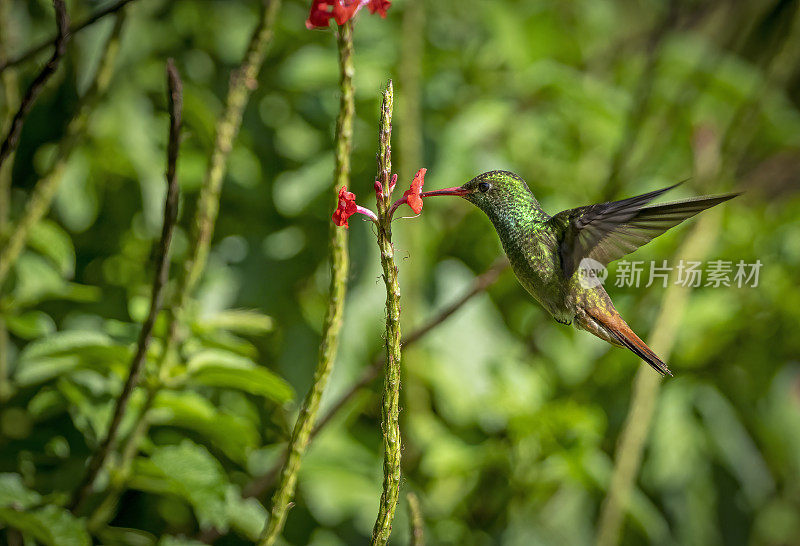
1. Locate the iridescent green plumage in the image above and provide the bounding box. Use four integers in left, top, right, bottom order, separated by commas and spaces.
423, 170, 738, 376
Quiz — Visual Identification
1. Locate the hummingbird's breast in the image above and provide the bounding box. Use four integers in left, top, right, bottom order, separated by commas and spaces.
493, 217, 572, 322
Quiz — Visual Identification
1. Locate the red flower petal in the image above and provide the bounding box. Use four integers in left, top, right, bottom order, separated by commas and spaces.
367, 0, 391, 17
332, 0, 360, 25
332, 186, 358, 228
403, 168, 426, 214
306, 0, 334, 29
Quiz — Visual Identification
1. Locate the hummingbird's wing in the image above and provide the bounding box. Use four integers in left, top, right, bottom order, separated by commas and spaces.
548, 184, 738, 277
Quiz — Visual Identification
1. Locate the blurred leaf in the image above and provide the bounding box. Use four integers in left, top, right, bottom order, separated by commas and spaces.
185, 349, 293, 403
224, 487, 269, 541
0, 505, 91, 546
27, 219, 76, 277
150, 390, 261, 464
130, 440, 229, 531
197, 309, 274, 335
0, 473, 41, 508
18, 330, 128, 363
2, 310, 56, 339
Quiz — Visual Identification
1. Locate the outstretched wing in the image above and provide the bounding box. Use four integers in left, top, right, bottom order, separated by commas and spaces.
548, 183, 738, 278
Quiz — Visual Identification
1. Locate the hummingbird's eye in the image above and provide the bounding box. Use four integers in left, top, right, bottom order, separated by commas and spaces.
478, 182, 491, 193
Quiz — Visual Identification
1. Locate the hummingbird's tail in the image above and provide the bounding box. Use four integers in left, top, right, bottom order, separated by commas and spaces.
576, 306, 672, 377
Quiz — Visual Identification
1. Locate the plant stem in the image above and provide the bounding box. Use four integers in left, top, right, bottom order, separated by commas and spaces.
68, 58, 182, 514
407, 492, 425, 546
259, 20, 354, 546
370, 79, 403, 546
595, 12, 800, 543
0, 10, 123, 287
594, 210, 721, 546
0, 0, 19, 402
0, 0, 69, 171
0, 0, 139, 74
86, 3, 283, 530
176, 0, 281, 313
238, 258, 508, 506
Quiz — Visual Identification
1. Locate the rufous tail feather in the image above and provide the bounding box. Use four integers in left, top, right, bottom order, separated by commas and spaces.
580, 307, 672, 377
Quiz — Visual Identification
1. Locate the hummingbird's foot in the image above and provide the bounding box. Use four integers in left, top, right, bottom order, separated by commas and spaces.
554, 317, 572, 326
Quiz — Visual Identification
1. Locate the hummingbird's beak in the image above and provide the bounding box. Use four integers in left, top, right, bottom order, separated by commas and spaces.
420, 186, 470, 198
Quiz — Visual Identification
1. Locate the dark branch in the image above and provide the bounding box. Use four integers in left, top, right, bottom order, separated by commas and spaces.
0, 0, 138, 74
68, 60, 183, 513
0, 0, 69, 171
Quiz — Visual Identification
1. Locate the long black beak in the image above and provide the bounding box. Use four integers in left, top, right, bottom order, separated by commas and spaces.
420, 186, 470, 198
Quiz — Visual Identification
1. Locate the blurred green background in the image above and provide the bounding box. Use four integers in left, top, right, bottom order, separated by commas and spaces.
1, 0, 800, 544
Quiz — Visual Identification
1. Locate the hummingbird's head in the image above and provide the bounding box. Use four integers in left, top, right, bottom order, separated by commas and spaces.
421, 170, 538, 220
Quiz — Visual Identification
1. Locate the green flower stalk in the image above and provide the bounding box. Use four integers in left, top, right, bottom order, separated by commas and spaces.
260, 19, 355, 546
370, 80, 403, 546
327, 79, 429, 545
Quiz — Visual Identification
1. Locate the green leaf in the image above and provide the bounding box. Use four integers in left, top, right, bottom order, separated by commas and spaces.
28, 219, 76, 277
224, 487, 268, 541
2, 310, 56, 339
0, 473, 41, 508
189, 365, 293, 403
19, 330, 124, 362
150, 390, 260, 464
14, 356, 81, 386
0, 505, 91, 546
158, 537, 206, 546
185, 349, 293, 403
130, 441, 229, 531
197, 309, 274, 335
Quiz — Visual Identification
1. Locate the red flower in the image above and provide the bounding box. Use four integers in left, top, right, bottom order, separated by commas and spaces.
368, 0, 391, 17
332, 0, 360, 24
403, 168, 426, 214
305, 0, 390, 29
306, 0, 333, 29
332, 186, 358, 228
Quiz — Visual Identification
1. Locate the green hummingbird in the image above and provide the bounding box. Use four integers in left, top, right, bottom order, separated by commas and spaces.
421, 171, 738, 376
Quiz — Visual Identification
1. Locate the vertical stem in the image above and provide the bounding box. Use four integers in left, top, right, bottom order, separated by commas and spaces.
177, 0, 281, 311
371, 80, 403, 546
407, 492, 425, 546
0, 10, 122, 287
0, 0, 19, 236
595, 9, 800, 543
259, 20, 354, 546
0, 0, 20, 402
595, 211, 721, 546
68, 58, 182, 514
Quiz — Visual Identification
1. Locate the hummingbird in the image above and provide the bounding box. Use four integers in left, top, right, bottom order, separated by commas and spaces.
421, 171, 738, 376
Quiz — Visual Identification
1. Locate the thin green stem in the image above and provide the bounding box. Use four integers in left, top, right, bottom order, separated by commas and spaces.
177, 0, 281, 312
0, 11, 123, 287
407, 492, 425, 546
259, 20, 354, 546
595, 9, 800, 543
83, 1, 283, 529
0, 0, 20, 403
370, 79, 403, 546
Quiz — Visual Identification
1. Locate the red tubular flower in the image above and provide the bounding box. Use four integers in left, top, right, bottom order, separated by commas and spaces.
368, 0, 391, 17
403, 168, 426, 214
332, 0, 360, 24
306, 0, 390, 29
333, 186, 358, 227
306, 0, 333, 29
